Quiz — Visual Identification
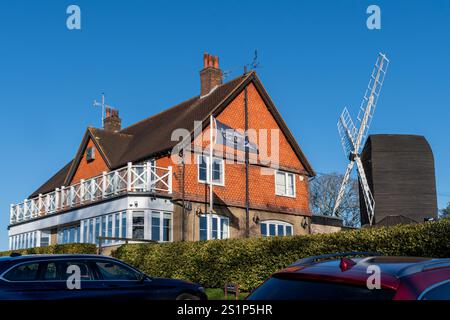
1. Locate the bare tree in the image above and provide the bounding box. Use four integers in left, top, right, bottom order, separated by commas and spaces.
439, 202, 450, 220
309, 173, 360, 227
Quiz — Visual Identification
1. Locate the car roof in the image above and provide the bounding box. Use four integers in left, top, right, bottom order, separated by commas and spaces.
0, 254, 112, 263
276, 256, 448, 290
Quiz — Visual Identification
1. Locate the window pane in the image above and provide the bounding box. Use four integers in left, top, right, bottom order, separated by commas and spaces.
89, 219, 94, 243
107, 215, 113, 239
132, 212, 144, 240
422, 283, 450, 300
64, 228, 69, 244
102, 215, 107, 237
286, 225, 293, 236
277, 225, 284, 236
287, 174, 295, 196
247, 277, 396, 300
151, 215, 160, 241
212, 159, 222, 183
95, 261, 140, 281
4, 263, 40, 281
163, 217, 171, 242
269, 224, 276, 236
115, 214, 120, 239
121, 212, 127, 238
83, 221, 88, 243
260, 223, 267, 236
69, 227, 75, 243
43, 262, 59, 280
95, 217, 100, 244
59, 261, 93, 281
199, 156, 207, 182
212, 217, 218, 239
275, 172, 286, 195
220, 218, 229, 239
199, 216, 207, 240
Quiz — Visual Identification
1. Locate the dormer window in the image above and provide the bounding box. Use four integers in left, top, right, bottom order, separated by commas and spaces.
86, 146, 95, 162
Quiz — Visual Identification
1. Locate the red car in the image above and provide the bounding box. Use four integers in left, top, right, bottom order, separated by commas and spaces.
246, 252, 450, 300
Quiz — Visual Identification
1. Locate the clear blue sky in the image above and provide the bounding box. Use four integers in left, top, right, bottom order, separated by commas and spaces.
0, 0, 449, 250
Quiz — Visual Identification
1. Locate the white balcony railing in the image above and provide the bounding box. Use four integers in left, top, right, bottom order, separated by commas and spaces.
10, 162, 172, 225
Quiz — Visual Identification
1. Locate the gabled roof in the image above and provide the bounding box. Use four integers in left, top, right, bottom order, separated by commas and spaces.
29, 71, 315, 198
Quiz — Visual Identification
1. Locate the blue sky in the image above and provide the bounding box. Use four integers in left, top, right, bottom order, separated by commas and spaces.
0, 0, 449, 250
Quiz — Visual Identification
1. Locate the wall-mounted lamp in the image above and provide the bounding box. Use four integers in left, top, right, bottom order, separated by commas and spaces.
301, 217, 309, 229
195, 207, 202, 216
253, 215, 260, 224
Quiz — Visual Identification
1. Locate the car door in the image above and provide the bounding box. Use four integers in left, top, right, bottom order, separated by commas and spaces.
91, 259, 158, 300
36, 259, 102, 300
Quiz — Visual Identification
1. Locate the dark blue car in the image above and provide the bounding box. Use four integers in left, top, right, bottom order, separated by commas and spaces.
0, 254, 206, 300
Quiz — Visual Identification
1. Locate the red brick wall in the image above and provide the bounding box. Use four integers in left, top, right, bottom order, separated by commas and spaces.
70, 138, 109, 184
171, 83, 310, 215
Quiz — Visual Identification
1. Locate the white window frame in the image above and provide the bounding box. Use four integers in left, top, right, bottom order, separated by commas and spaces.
260, 220, 293, 237
199, 214, 230, 240
274, 171, 296, 198
197, 155, 225, 186
148, 211, 173, 242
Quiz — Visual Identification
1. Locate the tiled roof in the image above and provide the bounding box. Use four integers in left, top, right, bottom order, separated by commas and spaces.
29, 72, 315, 198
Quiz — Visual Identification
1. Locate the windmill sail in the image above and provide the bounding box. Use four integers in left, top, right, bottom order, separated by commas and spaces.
333, 53, 389, 225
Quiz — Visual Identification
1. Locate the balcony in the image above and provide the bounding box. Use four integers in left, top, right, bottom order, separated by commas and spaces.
10, 162, 172, 225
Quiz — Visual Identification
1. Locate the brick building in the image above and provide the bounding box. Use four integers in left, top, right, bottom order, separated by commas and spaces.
8, 53, 315, 250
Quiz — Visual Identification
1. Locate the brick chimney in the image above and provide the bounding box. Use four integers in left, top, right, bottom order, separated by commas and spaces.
200, 53, 223, 96
103, 107, 121, 132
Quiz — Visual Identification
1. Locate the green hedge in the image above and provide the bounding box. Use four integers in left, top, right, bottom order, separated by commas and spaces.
0, 243, 97, 257
113, 220, 450, 291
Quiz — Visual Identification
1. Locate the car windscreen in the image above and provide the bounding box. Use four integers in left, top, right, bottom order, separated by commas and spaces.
247, 276, 396, 300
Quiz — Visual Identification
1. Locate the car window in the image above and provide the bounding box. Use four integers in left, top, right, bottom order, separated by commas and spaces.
247, 276, 396, 300
43, 262, 59, 280
95, 261, 140, 281
3, 263, 40, 281
58, 261, 94, 281
420, 281, 450, 300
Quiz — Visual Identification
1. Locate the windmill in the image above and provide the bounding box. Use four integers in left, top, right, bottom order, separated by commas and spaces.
333, 53, 390, 225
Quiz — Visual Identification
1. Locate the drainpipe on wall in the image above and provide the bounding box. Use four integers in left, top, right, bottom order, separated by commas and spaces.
244, 78, 250, 238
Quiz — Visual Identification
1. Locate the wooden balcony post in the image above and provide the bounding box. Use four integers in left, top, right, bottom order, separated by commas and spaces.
80, 179, 85, 205
61, 186, 65, 209
38, 194, 43, 215
23, 199, 28, 219
102, 171, 107, 198
168, 166, 173, 194
55, 188, 60, 212
10, 204, 14, 224
127, 162, 132, 192
45, 194, 50, 215
145, 162, 150, 192
70, 186, 74, 207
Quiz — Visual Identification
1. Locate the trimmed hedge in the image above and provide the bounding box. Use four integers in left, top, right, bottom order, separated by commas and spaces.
113, 220, 450, 291
0, 243, 97, 257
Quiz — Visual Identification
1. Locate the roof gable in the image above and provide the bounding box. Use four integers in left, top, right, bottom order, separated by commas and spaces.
29, 71, 314, 198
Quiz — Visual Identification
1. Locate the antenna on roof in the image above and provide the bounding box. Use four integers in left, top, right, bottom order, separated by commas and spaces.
248, 50, 261, 71
93, 93, 116, 127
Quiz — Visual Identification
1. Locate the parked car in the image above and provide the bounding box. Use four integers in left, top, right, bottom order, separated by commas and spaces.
0, 254, 207, 300
246, 252, 450, 300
